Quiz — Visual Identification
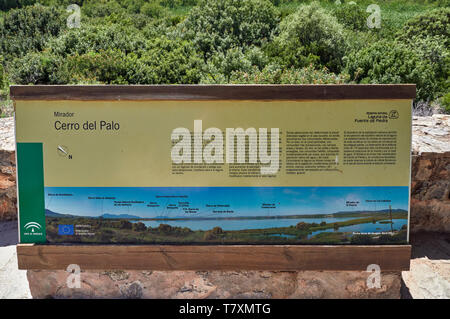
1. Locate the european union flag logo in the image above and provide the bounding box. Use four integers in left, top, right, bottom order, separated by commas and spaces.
58, 224, 74, 235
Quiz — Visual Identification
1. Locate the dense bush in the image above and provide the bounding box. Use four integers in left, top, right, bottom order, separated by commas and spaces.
1, 0, 449, 115
0, 0, 36, 10
126, 36, 204, 84
0, 4, 65, 61
180, 0, 279, 58
401, 35, 449, 97
160, 0, 198, 7
8, 51, 63, 84
393, 8, 450, 104
9, 30, 204, 85
58, 50, 130, 84
46, 24, 147, 57
82, 0, 124, 17
344, 39, 438, 101
8, 49, 131, 84
441, 93, 450, 113
201, 47, 253, 83
333, 2, 367, 31
140, 1, 167, 18
397, 7, 450, 47
229, 63, 349, 84
0, 60, 4, 90
269, 2, 348, 72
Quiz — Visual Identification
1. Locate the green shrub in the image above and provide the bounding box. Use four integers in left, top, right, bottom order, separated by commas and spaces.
401, 35, 449, 98
8, 51, 62, 84
201, 45, 272, 83
0, 0, 37, 10
395, 10, 450, 102
244, 46, 269, 70
0, 4, 65, 61
180, 0, 279, 58
160, 0, 199, 7
333, 2, 367, 31
228, 63, 349, 84
119, 0, 146, 13
46, 24, 147, 57
82, 0, 124, 17
0, 60, 4, 90
201, 47, 253, 83
59, 50, 129, 84
269, 2, 348, 72
12, 34, 203, 85
397, 7, 450, 47
441, 92, 450, 113
100, 12, 152, 30
344, 39, 438, 101
126, 36, 203, 84
140, 1, 167, 18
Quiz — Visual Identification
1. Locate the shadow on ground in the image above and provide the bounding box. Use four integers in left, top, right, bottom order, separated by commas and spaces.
410, 232, 450, 260
0, 221, 18, 247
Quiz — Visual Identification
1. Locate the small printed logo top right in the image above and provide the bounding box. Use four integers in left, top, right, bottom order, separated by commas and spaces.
389, 110, 399, 119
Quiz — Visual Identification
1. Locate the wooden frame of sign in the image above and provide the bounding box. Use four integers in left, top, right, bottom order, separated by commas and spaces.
12, 85, 414, 271
16, 244, 411, 270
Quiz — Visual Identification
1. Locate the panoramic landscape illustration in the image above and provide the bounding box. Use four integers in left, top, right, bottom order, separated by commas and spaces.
45, 186, 409, 244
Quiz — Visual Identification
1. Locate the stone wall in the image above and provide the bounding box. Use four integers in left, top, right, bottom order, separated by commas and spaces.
410, 115, 450, 233
0, 117, 16, 221
0, 152, 16, 221
27, 269, 402, 299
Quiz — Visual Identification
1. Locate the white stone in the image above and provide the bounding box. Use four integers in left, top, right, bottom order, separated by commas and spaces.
402, 257, 450, 299
0, 245, 31, 299
0, 117, 15, 152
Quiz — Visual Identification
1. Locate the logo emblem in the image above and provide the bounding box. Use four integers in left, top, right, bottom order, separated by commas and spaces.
24, 222, 42, 233
58, 224, 74, 235
389, 110, 399, 119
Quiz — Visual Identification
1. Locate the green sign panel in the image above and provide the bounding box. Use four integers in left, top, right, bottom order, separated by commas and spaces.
17, 143, 46, 243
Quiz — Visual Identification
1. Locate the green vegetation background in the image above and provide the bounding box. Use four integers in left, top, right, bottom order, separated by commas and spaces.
0, 0, 449, 115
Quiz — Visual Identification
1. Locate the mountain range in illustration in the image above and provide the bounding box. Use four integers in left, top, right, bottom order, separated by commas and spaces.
45, 209, 141, 219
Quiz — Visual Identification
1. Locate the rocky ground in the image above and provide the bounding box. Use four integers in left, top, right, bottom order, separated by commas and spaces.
0, 117, 16, 221
402, 232, 450, 298
0, 115, 449, 299
410, 115, 450, 235
412, 115, 450, 154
